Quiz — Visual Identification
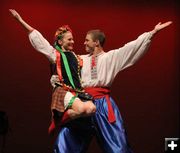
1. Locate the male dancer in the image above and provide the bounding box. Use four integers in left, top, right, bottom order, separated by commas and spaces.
54, 22, 172, 152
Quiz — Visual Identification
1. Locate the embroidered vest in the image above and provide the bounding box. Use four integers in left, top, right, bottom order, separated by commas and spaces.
50, 51, 82, 91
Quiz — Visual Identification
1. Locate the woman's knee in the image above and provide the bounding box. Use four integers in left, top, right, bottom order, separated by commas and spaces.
72, 99, 96, 115
85, 102, 96, 115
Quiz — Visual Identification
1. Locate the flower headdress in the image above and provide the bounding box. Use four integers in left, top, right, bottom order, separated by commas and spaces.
54, 25, 72, 41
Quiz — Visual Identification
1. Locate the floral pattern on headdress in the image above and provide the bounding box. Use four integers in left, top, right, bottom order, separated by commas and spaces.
54, 25, 72, 41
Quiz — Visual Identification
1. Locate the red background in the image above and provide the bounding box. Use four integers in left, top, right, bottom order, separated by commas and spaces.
0, 0, 179, 153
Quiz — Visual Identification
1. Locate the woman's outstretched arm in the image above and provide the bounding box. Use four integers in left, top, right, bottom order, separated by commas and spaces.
9, 9, 34, 33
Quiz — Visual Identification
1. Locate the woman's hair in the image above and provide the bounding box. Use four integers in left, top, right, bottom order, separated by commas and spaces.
54, 25, 72, 41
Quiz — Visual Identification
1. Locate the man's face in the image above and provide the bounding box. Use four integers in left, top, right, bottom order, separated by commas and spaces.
58, 31, 74, 51
84, 34, 96, 53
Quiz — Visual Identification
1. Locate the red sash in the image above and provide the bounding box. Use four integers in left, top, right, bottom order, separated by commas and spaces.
56, 50, 63, 81
85, 87, 116, 123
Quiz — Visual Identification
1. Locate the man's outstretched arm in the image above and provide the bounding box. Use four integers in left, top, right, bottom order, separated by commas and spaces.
9, 9, 34, 33
106, 21, 173, 73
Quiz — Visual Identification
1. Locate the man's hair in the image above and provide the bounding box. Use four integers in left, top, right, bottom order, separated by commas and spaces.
54, 25, 72, 41
87, 30, 106, 47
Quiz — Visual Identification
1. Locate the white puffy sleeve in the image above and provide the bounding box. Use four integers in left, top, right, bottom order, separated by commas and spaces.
106, 32, 153, 76
28, 30, 56, 63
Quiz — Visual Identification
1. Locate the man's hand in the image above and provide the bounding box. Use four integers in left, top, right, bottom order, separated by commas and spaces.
151, 21, 172, 35
154, 21, 172, 32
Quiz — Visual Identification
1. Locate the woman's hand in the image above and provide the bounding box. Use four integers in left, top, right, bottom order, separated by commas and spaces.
9, 9, 22, 21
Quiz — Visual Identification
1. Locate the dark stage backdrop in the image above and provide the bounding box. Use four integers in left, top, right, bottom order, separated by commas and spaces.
0, 0, 179, 153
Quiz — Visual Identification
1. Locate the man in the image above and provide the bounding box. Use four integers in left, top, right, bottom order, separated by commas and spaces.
9, 9, 96, 134
54, 21, 172, 153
